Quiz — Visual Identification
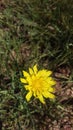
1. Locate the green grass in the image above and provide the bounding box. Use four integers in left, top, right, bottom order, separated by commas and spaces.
0, 0, 73, 129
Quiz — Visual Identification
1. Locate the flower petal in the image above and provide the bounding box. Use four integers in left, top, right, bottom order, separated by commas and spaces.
29, 68, 34, 75
25, 85, 32, 90
20, 78, 27, 83
43, 91, 55, 99
42, 91, 50, 98
48, 87, 55, 92
47, 78, 56, 85
37, 70, 52, 77
23, 71, 30, 78
49, 80, 56, 85
26, 77, 32, 84
48, 93, 55, 99
26, 91, 32, 101
33, 64, 38, 74
43, 70, 52, 77
37, 94, 45, 104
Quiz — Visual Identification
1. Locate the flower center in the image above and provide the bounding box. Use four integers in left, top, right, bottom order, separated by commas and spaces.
32, 77, 43, 91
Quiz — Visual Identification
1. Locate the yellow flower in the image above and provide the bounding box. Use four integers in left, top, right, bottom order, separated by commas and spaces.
20, 64, 56, 104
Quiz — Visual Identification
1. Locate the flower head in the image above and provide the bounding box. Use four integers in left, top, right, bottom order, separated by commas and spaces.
20, 64, 56, 104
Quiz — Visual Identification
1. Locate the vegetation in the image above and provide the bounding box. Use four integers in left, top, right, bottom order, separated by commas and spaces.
0, 0, 73, 129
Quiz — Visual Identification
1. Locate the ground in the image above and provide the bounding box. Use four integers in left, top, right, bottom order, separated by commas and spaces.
0, 0, 73, 130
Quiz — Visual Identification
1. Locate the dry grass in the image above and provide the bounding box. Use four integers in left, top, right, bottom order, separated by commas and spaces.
0, 0, 73, 129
